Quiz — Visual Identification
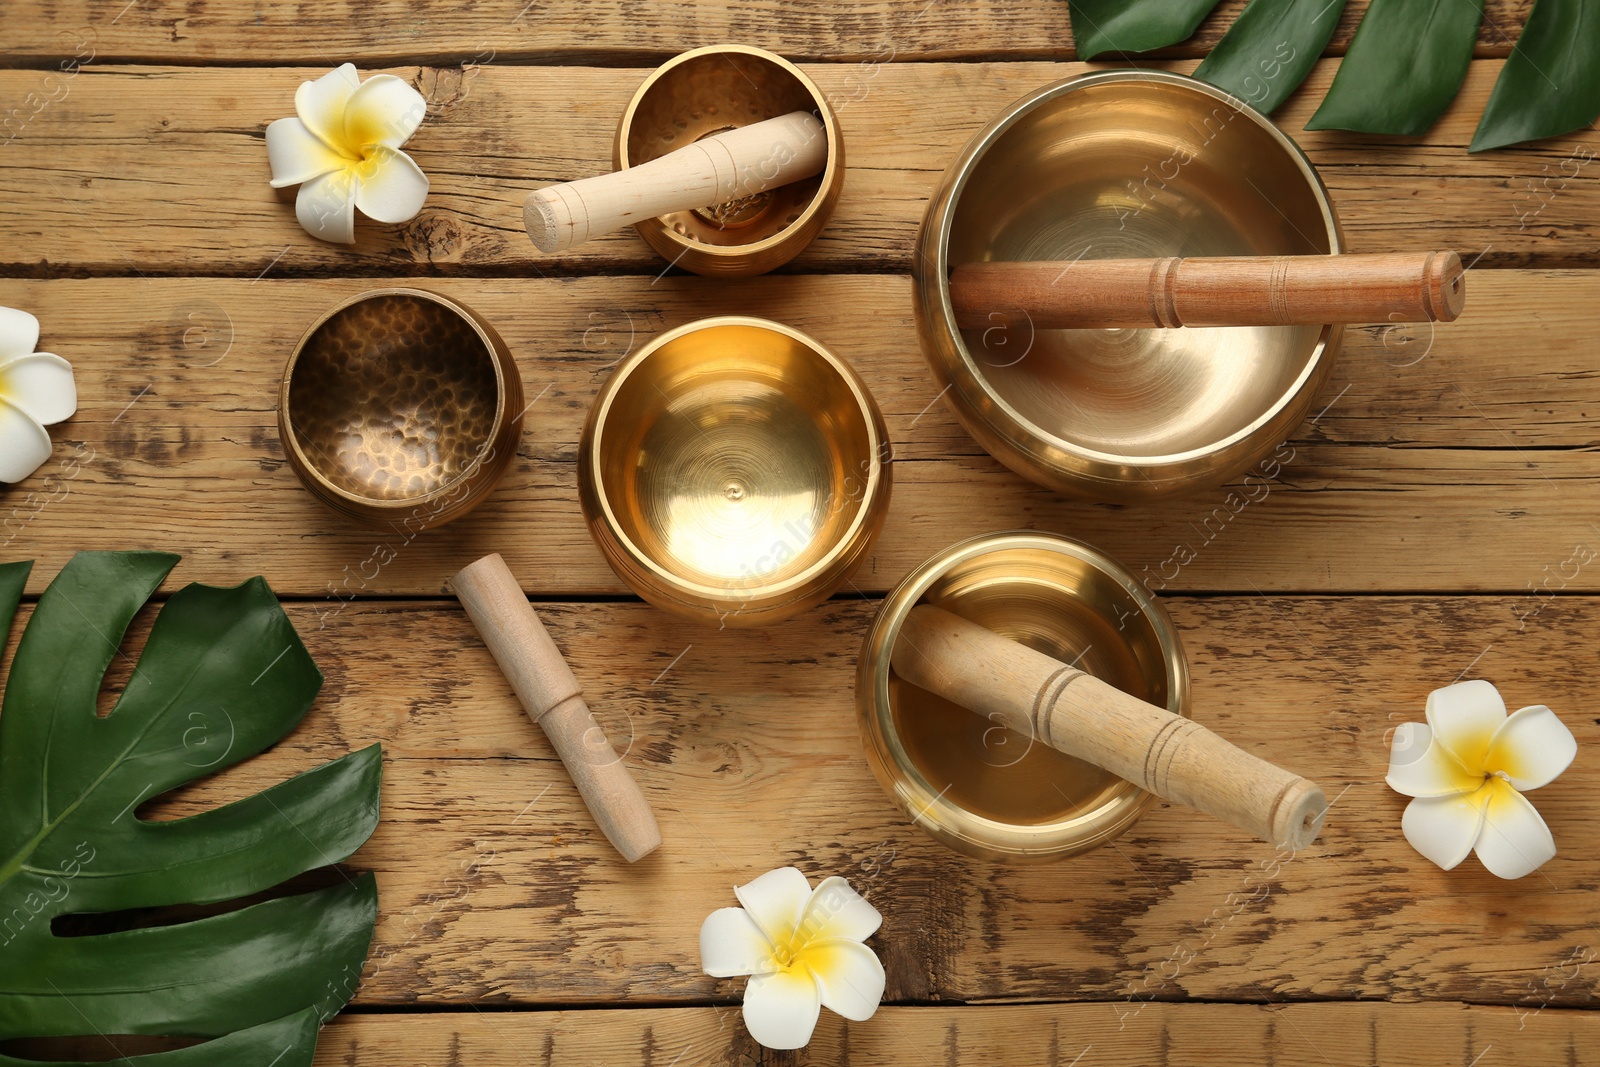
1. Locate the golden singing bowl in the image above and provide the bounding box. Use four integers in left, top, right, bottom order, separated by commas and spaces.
915, 70, 1343, 501
616, 45, 845, 277
279, 288, 524, 531
580, 316, 891, 626
857, 532, 1190, 862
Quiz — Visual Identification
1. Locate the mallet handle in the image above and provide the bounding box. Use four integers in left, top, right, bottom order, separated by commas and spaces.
892, 604, 1325, 850
949, 251, 1465, 330
452, 553, 662, 862
524, 110, 827, 253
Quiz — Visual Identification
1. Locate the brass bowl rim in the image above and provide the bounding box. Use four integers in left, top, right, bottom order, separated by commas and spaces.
583, 314, 888, 603
278, 286, 517, 512
929, 68, 1343, 470
859, 530, 1191, 860
615, 44, 843, 262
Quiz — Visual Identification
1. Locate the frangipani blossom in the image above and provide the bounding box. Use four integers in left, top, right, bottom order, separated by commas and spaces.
700, 867, 885, 1049
1387, 679, 1577, 879
0, 306, 77, 483
265, 63, 429, 244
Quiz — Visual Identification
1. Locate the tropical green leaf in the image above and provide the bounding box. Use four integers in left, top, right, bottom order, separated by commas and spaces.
0, 551, 382, 1065
1306, 0, 1484, 134
1193, 0, 1347, 114
1068, 0, 1224, 60
1470, 0, 1600, 151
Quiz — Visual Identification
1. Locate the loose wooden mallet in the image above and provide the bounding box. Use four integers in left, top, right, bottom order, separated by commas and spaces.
452, 553, 662, 862
524, 110, 827, 254
892, 604, 1326, 850
948, 250, 1465, 330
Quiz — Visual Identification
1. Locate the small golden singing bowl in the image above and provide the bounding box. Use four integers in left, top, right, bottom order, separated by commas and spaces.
579, 316, 890, 626
616, 44, 845, 277
857, 532, 1190, 863
279, 288, 524, 531
915, 70, 1343, 501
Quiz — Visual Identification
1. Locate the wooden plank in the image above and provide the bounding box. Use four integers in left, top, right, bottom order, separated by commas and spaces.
0, 1, 1535, 64
32, 595, 1598, 1007
2, 273, 1598, 598
1, 59, 1594, 277
309, 1002, 1598, 1065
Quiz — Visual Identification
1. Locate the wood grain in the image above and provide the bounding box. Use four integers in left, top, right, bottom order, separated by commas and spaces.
1, 60, 1594, 278
26, 595, 1595, 1008
893, 604, 1328, 850
2, 273, 1597, 598
949, 253, 1467, 330
309, 1002, 1600, 1065
0, 1, 1536, 64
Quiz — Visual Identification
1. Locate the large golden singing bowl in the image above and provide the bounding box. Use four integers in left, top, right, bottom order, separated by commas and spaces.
617, 45, 845, 277
580, 316, 890, 626
858, 532, 1190, 862
279, 289, 524, 531
915, 70, 1343, 501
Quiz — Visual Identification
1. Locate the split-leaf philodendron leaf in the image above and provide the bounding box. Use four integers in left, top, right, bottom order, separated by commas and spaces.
1193, 0, 1348, 115
1069, 0, 1590, 150
1306, 0, 1484, 135
1470, 0, 1600, 152
1068, 0, 1223, 60
0, 552, 381, 1066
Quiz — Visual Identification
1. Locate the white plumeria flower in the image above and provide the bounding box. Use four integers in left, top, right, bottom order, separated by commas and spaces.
265, 63, 429, 244
1387, 679, 1577, 879
699, 866, 885, 1050
0, 306, 77, 484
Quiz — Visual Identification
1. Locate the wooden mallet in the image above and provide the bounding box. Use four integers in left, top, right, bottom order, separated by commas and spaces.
452, 553, 662, 862
948, 250, 1465, 330
892, 604, 1327, 850
524, 110, 827, 253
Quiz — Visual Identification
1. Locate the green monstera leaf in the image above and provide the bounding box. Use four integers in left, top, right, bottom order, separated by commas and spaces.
0, 552, 381, 1066
1069, 0, 1600, 150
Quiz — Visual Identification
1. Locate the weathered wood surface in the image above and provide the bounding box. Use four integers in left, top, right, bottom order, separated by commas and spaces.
310, 1002, 1600, 1065
19, 594, 1589, 1008
2, 273, 1597, 598
4, 0, 1596, 1056
1, 60, 1594, 278
0, 1, 1536, 64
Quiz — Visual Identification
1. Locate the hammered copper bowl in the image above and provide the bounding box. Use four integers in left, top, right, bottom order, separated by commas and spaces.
580, 316, 890, 626
616, 44, 845, 277
279, 289, 524, 531
857, 532, 1190, 863
915, 70, 1343, 502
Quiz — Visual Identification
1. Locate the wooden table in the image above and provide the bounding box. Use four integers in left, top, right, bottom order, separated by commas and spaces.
3, 1, 1598, 1062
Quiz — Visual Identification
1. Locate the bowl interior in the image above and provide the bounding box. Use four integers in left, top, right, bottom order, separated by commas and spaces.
889, 544, 1174, 827
595, 323, 874, 594
286, 293, 500, 502
947, 75, 1334, 460
626, 50, 826, 249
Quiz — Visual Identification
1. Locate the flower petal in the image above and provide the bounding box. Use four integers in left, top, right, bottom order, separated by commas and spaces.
1385, 721, 1483, 798
352, 146, 428, 224
1474, 777, 1557, 880
699, 907, 775, 979
742, 969, 821, 1050
0, 352, 76, 426
1484, 705, 1577, 792
796, 876, 882, 944
1400, 789, 1488, 871
295, 63, 361, 151
0, 397, 52, 483
0, 306, 40, 360
1425, 679, 1507, 771
343, 73, 426, 150
803, 938, 885, 1022
295, 170, 357, 244
266, 117, 347, 188
734, 867, 812, 947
